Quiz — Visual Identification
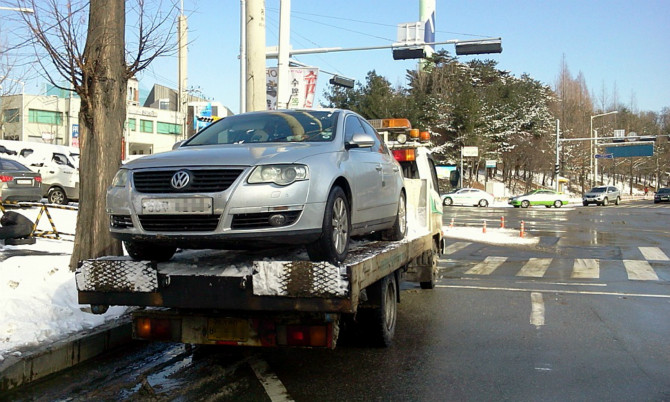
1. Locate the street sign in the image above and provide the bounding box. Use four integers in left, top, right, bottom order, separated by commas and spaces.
462, 146, 478, 157
605, 144, 654, 158
594, 153, 613, 159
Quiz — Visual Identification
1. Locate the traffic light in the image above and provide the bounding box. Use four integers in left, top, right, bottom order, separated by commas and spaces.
329, 75, 355, 89
455, 40, 503, 56
392, 47, 426, 60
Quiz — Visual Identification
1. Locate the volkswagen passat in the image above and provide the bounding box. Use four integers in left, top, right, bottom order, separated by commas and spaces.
107, 109, 407, 264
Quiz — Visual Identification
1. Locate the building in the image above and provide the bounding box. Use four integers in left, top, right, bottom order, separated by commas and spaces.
0, 78, 232, 159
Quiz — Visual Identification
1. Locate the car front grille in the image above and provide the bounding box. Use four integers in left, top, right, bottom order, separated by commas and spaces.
231, 211, 301, 229
133, 169, 244, 193
138, 215, 221, 232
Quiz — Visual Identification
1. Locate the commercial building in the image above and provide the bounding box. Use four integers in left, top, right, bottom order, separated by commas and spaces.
0, 78, 232, 159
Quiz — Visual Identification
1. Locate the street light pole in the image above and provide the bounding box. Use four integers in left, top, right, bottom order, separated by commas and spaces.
591, 110, 618, 186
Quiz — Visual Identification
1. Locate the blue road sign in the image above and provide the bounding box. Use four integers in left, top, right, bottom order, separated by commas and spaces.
605, 144, 654, 158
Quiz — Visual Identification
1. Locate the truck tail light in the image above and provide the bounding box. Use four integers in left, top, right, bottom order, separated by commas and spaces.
135, 317, 172, 340
393, 149, 416, 162
278, 324, 330, 347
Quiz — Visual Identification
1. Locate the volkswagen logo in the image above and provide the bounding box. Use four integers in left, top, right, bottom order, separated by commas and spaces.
171, 170, 191, 189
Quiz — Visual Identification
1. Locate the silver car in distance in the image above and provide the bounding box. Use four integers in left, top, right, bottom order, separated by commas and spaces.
107, 109, 407, 264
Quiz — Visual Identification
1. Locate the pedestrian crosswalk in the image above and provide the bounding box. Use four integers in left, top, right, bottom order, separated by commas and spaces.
442, 244, 668, 282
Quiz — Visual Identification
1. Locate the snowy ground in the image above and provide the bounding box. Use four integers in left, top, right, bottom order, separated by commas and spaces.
0, 204, 540, 362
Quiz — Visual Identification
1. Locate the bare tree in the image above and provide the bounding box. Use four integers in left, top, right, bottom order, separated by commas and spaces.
17, 0, 178, 269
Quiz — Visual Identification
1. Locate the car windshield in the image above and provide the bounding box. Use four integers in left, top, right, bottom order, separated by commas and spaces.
658, 188, 670, 194
184, 110, 339, 146
589, 187, 606, 193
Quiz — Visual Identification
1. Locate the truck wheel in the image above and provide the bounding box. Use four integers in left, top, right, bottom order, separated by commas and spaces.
521, 200, 530, 208
420, 239, 439, 289
48, 187, 68, 205
306, 186, 350, 264
365, 273, 397, 347
383, 192, 407, 241
124, 241, 176, 262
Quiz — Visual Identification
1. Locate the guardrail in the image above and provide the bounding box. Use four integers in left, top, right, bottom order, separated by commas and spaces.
0, 201, 78, 241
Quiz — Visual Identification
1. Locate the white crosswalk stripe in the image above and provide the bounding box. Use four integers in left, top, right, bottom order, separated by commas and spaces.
571, 258, 600, 279
516, 258, 552, 277
443, 241, 472, 254
624, 260, 660, 281
639, 247, 669, 261
465, 256, 507, 275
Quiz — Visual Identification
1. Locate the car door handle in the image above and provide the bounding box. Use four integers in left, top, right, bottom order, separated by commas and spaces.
376, 166, 382, 171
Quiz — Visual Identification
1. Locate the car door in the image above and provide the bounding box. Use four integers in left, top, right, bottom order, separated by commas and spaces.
360, 118, 399, 218
343, 115, 382, 224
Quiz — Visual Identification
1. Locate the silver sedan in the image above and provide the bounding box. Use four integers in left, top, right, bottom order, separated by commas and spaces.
107, 109, 407, 264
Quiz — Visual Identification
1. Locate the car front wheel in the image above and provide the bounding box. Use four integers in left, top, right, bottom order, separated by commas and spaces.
602, 197, 609, 206
521, 200, 530, 208
306, 186, 350, 264
553, 200, 563, 208
443, 197, 453, 206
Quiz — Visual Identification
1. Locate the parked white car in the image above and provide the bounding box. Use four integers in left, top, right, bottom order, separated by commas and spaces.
441, 188, 495, 207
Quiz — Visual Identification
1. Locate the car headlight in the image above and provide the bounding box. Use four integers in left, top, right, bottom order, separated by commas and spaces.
111, 169, 129, 187
248, 164, 309, 186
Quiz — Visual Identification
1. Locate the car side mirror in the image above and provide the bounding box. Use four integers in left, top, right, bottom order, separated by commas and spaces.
345, 132, 375, 149
172, 140, 186, 150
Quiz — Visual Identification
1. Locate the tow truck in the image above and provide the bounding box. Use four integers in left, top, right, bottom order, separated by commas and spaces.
76, 118, 444, 348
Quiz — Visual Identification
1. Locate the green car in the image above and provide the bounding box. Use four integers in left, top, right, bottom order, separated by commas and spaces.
508, 189, 570, 208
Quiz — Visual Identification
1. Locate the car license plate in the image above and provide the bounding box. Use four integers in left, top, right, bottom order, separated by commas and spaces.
141, 197, 213, 215
16, 179, 33, 185
206, 318, 249, 342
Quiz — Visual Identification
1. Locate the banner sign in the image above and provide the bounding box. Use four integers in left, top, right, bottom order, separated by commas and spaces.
71, 124, 79, 148
267, 67, 319, 110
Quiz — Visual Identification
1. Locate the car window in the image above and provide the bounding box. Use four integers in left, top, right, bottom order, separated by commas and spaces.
359, 118, 388, 154
0, 158, 30, 171
184, 110, 338, 145
343, 115, 365, 144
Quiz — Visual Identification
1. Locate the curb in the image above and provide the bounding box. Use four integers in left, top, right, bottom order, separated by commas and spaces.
0, 318, 133, 392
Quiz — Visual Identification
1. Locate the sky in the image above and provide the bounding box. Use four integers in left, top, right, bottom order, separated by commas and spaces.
0, 204, 537, 360
1, 1, 669, 114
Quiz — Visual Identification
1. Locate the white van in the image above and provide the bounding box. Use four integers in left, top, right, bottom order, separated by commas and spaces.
0, 140, 79, 204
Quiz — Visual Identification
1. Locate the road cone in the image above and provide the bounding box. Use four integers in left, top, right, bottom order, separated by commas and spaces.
500, 216, 505, 229
450, 218, 454, 228
482, 220, 487, 233
520, 220, 525, 238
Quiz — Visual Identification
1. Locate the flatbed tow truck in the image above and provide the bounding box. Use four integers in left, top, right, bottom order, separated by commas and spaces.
76, 118, 444, 348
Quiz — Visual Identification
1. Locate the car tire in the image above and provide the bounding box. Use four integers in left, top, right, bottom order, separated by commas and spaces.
124, 241, 176, 262
443, 197, 453, 206
521, 200, 530, 208
306, 186, 350, 264
420, 239, 439, 290
615, 197, 620, 205
553, 200, 562, 208
361, 273, 397, 347
383, 192, 407, 241
602, 197, 609, 206
47, 187, 68, 205
583, 201, 589, 206
478, 199, 489, 207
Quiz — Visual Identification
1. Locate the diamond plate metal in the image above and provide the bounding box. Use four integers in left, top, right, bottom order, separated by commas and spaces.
76, 259, 158, 292
252, 261, 349, 297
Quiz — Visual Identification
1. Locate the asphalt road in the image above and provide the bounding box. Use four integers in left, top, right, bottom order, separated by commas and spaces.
5, 199, 670, 401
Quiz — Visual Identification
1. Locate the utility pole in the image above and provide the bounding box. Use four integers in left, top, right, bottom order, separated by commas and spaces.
177, 0, 188, 139
245, 0, 266, 112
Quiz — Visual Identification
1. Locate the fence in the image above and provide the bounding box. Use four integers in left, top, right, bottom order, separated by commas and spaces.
0, 201, 78, 241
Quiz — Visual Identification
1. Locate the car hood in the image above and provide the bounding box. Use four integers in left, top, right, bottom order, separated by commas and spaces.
123, 143, 335, 169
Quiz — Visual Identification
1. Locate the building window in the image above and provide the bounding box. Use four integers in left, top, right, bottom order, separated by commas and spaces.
158, 99, 170, 110
29, 109, 63, 125
157, 122, 182, 135
127, 118, 136, 131
2, 108, 20, 123
140, 119, 153, 133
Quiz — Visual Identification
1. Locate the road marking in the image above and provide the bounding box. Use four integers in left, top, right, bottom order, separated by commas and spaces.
249, 357, 294, 402
465, 256, 507, 275
623, 260, 660, 281
517, 258, 552, 277
639, 247, 669, 261
443, 241, 471, 254
436, 284, 670, 299
530, 292, 545, 327
571, 258, 599, 279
